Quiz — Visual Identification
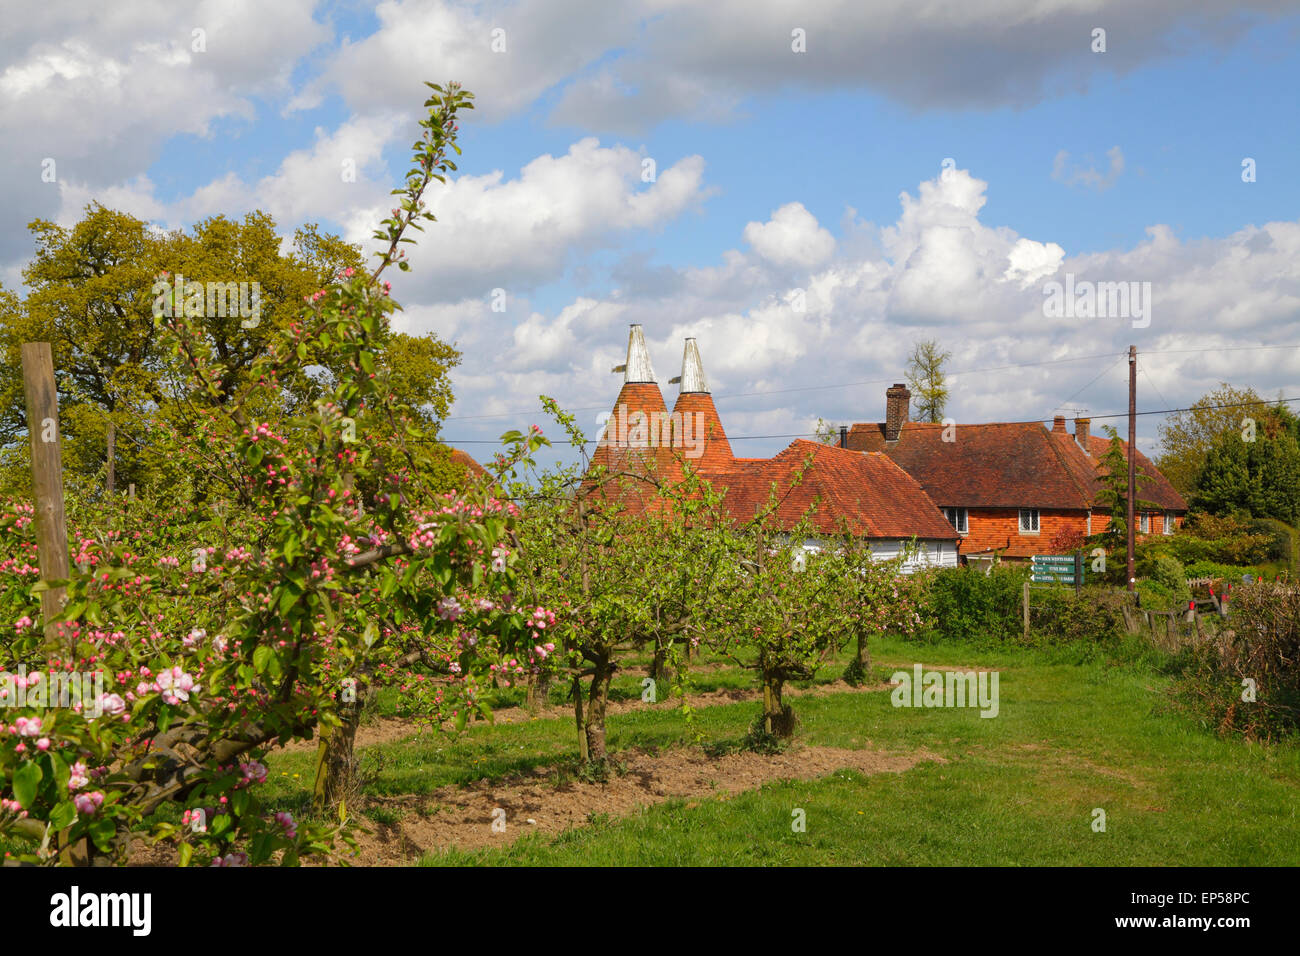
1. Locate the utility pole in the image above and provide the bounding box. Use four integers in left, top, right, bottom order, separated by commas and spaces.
21, 342, 71, 646
1127, 345, 1137, 594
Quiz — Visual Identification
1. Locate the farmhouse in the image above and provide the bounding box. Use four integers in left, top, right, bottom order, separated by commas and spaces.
845, 384, 1188, 562
589, 326, 959, 569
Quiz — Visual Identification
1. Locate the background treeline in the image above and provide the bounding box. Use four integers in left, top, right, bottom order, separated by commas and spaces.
0, 203, 472, 500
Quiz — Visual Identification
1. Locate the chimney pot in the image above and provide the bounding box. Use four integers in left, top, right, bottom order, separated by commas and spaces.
885, 383, 911, 442
839, 425, 848, 448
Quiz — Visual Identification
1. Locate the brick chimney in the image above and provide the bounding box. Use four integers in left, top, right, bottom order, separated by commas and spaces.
1074, 416, 1091, 453
1052, 415, 1067, 433
885, 383, 910, 442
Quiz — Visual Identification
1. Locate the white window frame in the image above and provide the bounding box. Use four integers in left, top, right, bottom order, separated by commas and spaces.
1139, 513, 1150, 534
1163, 512, 1175, 535
943, 507, 968, 534
1019, 508, 1040, 534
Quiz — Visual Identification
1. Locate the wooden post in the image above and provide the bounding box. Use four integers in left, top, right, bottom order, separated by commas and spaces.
105, 421, 116, 495
1022, 581, 1030, 640
21, 343, 71, 647
128, 482, 136, 501
1126, 345, 1137, 593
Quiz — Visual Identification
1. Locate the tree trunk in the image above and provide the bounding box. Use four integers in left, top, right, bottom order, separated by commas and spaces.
649, 635, 674, 688
313, 697, 363, 814
762, 674, 795, 737
527, 669, 551, 709
583, 656, 614, 764
572, 675, 589, 764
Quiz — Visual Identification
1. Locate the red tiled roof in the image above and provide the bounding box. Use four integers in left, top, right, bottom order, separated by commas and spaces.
450, 448, 489, 481
846, 421, 1095, 509
847, 418, 1188, 513
710, 440, 958, 540
1072, 432, 1188, 512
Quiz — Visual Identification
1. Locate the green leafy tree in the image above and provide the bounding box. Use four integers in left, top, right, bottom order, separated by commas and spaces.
905, 339, 951, 423
2, 204, 466, 500
511, 402, 732, 765
1193, 405, 1300, 523
0, 81, 541, 865
1155, 383, 1269, 497
1092, 426, 1158, 550
708, 524, 849, 739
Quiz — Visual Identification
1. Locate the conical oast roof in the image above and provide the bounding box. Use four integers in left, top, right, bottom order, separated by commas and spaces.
670, 337, 732, 474
587, 325, 679, 510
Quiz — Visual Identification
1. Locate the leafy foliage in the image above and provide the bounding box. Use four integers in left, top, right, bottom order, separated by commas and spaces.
0, 82, 555, 867
1192, 404, 1300, 524
905, 339, 951, 424
1155, 383, 1270, 497
1173, 581, 1300, 740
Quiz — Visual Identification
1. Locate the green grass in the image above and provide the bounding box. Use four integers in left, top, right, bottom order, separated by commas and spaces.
250, 635, 1300, 866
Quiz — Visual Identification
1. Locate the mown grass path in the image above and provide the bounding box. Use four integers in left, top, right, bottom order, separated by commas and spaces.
256, 637, 1300, 866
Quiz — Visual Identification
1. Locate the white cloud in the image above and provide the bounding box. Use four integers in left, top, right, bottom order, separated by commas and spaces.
743, 202, 836, 269
293, 0, 636, 123
1004, 237, 1066, 288
0, 0, 329, 262
374, 138, 713, 301
418, 162, 1300, 462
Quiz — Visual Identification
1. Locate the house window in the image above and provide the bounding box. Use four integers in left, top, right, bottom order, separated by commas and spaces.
1164, 512, 1175, 535
1019, 509, 1040, 534
1139, 513, 1150, 534
943, 507, 968, 534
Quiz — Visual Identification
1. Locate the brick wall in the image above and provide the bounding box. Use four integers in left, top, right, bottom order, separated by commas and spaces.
957, 508, 1089, 558
1090, 509, 1182, 539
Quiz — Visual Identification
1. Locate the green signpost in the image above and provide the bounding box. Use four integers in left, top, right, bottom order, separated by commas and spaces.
1031, 553, 1084, 587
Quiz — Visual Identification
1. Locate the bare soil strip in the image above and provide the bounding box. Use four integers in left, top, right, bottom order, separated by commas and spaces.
339, 743, 946, 865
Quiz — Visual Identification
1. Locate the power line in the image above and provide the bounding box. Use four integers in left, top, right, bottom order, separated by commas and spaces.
440, 395, 1300, 445
442, 342, 1300, 423
1056, 354, 1127, 412
443, 351, 1128, 422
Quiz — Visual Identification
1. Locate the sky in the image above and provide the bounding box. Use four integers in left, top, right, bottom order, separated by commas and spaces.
2, 0, 1299, 469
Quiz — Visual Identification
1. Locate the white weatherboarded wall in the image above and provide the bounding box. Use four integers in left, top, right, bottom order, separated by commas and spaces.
867, 539, 958, 572
792, 538, 958, 574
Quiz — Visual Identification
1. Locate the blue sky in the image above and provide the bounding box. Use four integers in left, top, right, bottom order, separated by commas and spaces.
3, 0, 1298, 468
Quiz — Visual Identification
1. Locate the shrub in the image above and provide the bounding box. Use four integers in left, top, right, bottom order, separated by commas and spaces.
1178, 511, 1274, 565
1247, 518, 1296, 568
1137, 579, 1187, 613
924, 565, 1026, 644
1183, 560, 1266, 585
1172, 581, 1300, 739
1152, 553, 1192, 604
1029, 586, 1128, 646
